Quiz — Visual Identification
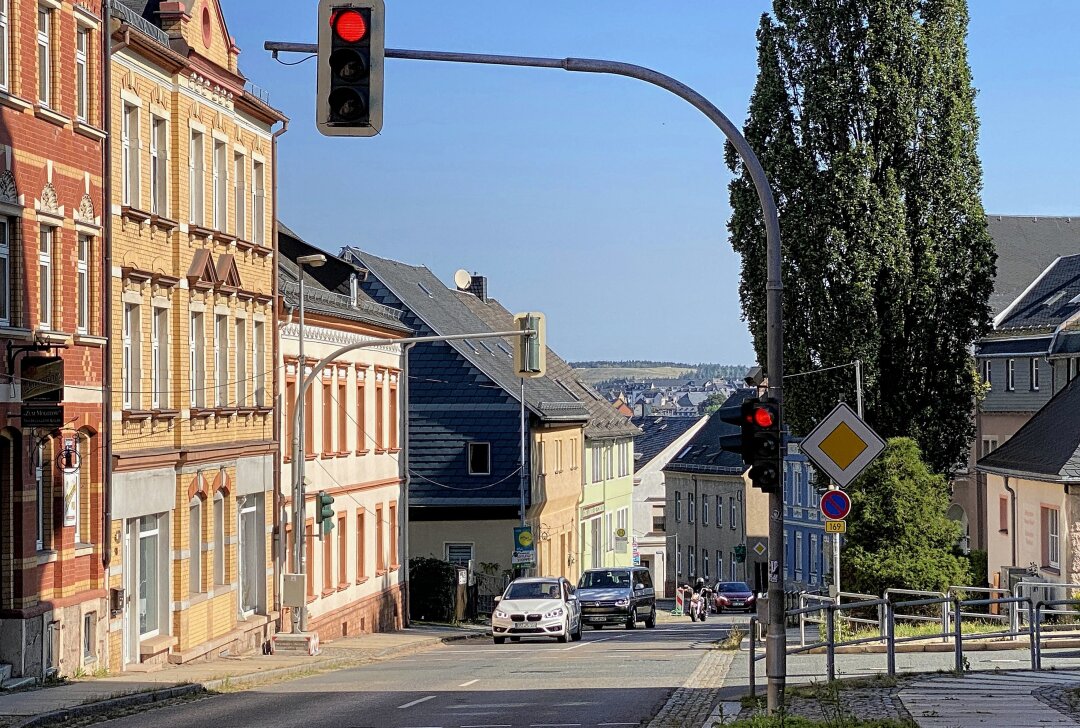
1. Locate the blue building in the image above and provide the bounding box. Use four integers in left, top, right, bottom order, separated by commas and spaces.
783, 441, 829, 592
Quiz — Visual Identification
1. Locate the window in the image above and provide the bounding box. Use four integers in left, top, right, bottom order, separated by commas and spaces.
688, 492, 695, 523
676, 545, 682, 576
189, 498, 202, 595
76, 235, 90, 334
138, 515, 160, 637
355, 370, 366, 452
321, 377, 333, 456
75, 27, 89, 122
212, 140, 227, 230
810, 534, 818, 578
376, 504, 385, 572
64, 444, 80, 541
1043, 507, 1060, 570
122, 303, 140, 409
239, 495, 260, 613
35, 441, 46, 550
389, 374, 398, 449
337, 375, 347, 452
235, 319, 247, 405
605, 512, 613, 550
151, 306, 169, 408
214, 314, 228, 406
591, 446, 601, 483
252, 160, 265, 245
189, 130, 205, 224
38, 226, 52, 328
795, 532, 803, 579
0, 218, 12, 326
190, 312, 205, 407
234, 154, 246, 239
375, 370, 384, 449
151, 117, 167, 215
717, 496, 723, 527
305, 522, 314, 596
688, 546, 695, 578
675, 492, 681, 522
253, 321, 265, 407
82, 612, 94, 662
213, 492, 225, 585
445, 543, 472, 567
37, 7, 51, 105
1006, 358, 1015, 391
981, 437, 998, 458
1031, 358, 1040, 391
356, 510, 366, 579
703, 549, 709, 579
304, 380, 314, 454
389, 503, 398, 567
652, 509, 665, 532
284, 370, 296, 456
702, 494, 708, 525
122, 104, 140, 207
982, 359, 992, 388
605, 446, 613, 479
0, 0, 9, 91
730, 553, 736, 582
717, 550, 724, 581
338, 513, 347, 584
618, 440, 629, 477
731, 498, 738, 530
322, 519, 333, 591
468, 442, 490, 475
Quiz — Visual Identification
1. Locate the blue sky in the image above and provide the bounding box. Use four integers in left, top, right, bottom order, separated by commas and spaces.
230, 1, 1080, 364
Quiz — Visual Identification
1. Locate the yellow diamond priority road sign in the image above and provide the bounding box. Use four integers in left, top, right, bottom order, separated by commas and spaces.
800, 403, 885, 488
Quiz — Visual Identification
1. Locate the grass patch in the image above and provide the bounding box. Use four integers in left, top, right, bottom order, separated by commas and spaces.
718, 717, 917, 727
833, 617, 1008, 643
716, 626, 747, 651
786, 674, 901, 699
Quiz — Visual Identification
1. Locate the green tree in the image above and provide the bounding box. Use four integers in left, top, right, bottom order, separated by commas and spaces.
841, 438, 970, 595
727, 0, 996, 474
702, 392, 728, 415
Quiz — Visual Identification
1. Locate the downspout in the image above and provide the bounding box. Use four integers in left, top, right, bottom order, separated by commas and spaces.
101, 0, 113, 573
400, 342, 414, 626
270, 118, 288, 621
1003, 475, 1017, 567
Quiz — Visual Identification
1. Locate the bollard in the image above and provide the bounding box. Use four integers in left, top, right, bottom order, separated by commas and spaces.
826, 604, 836, 682
749, 616, 757, 698
1032, 602, 1040, 671
886, 600, 896, 677
953, 596, 964, 672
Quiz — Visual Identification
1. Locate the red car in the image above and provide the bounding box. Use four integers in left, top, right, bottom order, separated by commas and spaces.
713, 581, 756, 613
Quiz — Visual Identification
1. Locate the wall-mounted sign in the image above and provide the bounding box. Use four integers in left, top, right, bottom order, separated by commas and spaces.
20, 356, 64, 402
22, 404, 63, 430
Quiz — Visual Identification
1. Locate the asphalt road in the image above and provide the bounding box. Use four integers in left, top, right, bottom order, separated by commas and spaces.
89, 615, 748, 728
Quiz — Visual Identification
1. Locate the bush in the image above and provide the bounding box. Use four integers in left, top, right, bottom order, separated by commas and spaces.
409, 556, 460, 623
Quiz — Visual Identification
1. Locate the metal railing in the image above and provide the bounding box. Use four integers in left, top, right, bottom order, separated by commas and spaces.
885, 588, 949, 642
109, 0, 170, 46
244, 80, 272, 105
280, 280, 405, 321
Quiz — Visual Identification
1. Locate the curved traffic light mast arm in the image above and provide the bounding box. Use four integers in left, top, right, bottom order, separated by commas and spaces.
265, 40, 786, 710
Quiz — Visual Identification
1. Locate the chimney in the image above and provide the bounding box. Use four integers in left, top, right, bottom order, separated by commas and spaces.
156, 1, 189, 41
465, 275, 487, 302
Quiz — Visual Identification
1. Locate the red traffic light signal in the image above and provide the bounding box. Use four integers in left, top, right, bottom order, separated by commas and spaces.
752, 405, 775, 428
331, 9, 368, 43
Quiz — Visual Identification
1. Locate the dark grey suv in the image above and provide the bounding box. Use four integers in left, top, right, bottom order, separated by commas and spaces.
576, 567, 656, 629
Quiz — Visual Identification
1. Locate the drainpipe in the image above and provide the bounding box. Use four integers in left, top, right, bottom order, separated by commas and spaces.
270, 118, 288, 622
400, 342, 414, 626
101, 0, 113, 574
1003, 475, 1017, 567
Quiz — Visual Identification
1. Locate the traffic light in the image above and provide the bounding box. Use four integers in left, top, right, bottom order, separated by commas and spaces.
747, 398, 781, 493
717, 397, 758, 465
316, 491, 336, 534
316, 0, 385, 137
513, 312, 546, 378
734, 544, 747, 563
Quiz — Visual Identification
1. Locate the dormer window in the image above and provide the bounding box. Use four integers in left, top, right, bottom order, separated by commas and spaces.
1031, 357, 1040, 392
1006, 359, 1015, 391
349, 273, 358, 306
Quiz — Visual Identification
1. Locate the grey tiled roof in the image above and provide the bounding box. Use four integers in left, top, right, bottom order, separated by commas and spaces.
978, 376, 1080, 480
664, 389, 757, 475
632, 415, 705, 473
348, 251, 589, 424
997, 254, 1080, 330
454, 292, 639, 441
988, 216, 1080, 316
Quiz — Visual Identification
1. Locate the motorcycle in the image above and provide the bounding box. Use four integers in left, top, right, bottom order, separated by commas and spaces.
688, 589, 708, 622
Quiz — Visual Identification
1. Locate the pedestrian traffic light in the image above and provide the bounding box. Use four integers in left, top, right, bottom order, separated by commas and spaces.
316, 0, 385, 137
513, 312, 546, 378
734, 544, 746, 563
316, 491, 336, 534
747, 398, 781, 493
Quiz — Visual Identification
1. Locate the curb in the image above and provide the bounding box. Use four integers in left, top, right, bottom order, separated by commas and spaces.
10, 629, 487, 728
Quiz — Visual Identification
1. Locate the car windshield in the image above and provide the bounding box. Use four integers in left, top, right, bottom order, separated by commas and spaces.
717, 582, 752, 593
578, 570, 631, 589
505, 581, 562, 600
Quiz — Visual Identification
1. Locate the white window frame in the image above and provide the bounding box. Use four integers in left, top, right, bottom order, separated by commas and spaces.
253, 320, 265, 407
982, 359, 992, 388
122, 103, 140, 208
75, 26, 89, 122
675, 492, 681, 522
214, 314, 228, 406
795, 531, 804, 579
688, 493, 695, 524
213, 492, 225, 585
190, 312, 205, 408
445, 542, 473, 566
238, 494, 260, 615
810, 533, 818, 577
38, 226, 52, 329
702, 493, 708, 525
1006, 358, 1015, 391
591, 446, 601, 484
0, 218, 11, 326
212, 140, 227, 231
151, 305, 169, 409
189, 497, 202, 595
703, 548, 709, 579
731, 498, 737, 530
252, 160, 265, 245
150, 117, 168, 216
0, 0, 9, 91
37, 6, 51, 106
1031, 357, 1040, 392
235, 318, 247, 405
716, 496, 723, 527
1048, 509, 1060, 569
76, 234, 90, 334
137, 515, 161, 638
122, 303, 140, 409
189, 130, 204, 225
234, 152, 246, 240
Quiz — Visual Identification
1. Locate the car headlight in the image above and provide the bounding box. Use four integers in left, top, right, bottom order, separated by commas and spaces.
494, 609, 510, 619
614, 598, 629, 607
747, 595, 756, 602
543, 607, 565, 619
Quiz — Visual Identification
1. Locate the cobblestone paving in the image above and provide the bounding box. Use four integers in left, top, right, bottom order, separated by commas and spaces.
647, 649, 734, 728
735, 680, 913, 724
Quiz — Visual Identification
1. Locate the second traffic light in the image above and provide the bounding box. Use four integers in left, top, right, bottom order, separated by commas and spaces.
513, 312, 546, 378
316, 490, 336, 534
317, 0, 385, 137
717, 396, 782, 493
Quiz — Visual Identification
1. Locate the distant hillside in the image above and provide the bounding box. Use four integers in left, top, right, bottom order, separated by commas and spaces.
571, 361, 752, 386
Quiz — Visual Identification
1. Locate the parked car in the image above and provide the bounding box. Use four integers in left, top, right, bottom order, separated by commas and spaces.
713, 581, 755, 613
491, 577, 582, 644
576, 566, 656, 629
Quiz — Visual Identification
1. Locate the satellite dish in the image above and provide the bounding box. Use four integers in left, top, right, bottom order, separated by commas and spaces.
454, 269, 472, 290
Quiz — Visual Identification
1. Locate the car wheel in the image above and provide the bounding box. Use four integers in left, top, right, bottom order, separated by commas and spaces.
645, 609, 656, 629
626, 610, 637, 630
572, 618, 583, 641
557, 618, 569, 643
493, 636, 505, 645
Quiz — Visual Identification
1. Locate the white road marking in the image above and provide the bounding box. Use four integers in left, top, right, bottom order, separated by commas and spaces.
530, 724, 582, 727
460, 725, 511, 728
459, 678, 480, 687
398, 695, 437, 709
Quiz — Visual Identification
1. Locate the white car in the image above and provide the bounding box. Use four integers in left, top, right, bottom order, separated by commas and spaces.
491, 577, 582, 644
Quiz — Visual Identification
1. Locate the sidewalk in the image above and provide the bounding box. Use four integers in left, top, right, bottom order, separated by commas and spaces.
0, 623, 488, 728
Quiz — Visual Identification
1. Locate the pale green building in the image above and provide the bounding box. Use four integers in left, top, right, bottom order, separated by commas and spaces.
580, 435, 637, 569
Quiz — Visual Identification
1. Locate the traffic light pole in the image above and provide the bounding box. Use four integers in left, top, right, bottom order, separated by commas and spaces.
266, 40, 786, 711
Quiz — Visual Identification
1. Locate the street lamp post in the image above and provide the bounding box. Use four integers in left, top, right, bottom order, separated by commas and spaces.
293, 253, 325, 634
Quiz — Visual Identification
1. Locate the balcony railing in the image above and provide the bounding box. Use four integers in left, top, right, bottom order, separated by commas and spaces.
109, 0, 170, 47
280, 280, 404, 321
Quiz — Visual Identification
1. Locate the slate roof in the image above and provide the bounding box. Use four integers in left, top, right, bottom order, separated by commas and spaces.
345, 250, 589, 424
277, 224, 411, 334
995, 254, 1080, 331
632, 415, 705, 473
977, 376, 1080, 481
454, 291, 640, 441
988, 216, 1080, 316
663, 389, 757, 475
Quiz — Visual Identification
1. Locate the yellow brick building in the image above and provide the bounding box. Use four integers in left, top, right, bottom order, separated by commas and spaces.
105, 0, 285, 669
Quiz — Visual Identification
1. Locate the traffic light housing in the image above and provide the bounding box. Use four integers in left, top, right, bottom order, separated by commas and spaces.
317, 1, 385, 137
717, 395, 782, 493
513, 312, 546, 378
717, 397, 758, 465
316, 490, 336, 534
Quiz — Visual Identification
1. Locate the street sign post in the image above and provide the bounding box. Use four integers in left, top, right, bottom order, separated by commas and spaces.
512, 526, 535, 568
800, 403, 886, 488
819, 489, 851, 521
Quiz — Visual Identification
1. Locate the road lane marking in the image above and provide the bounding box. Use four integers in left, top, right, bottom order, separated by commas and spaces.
461, 725, 511, 728
398, 695, 437, 709
459, 678, 480, 687
563, 633, 633, 650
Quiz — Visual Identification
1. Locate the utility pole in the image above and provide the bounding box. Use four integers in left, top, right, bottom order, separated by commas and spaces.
265, 40, 786, 711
